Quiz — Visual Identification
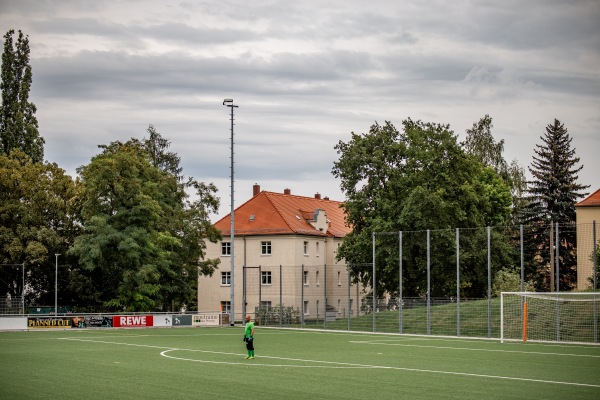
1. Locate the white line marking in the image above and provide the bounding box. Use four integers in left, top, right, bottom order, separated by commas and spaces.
58, 337, 600, 388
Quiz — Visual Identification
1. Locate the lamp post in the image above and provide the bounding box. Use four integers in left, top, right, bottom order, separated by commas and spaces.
223, 98, 238, 326
55, 254, 59, 315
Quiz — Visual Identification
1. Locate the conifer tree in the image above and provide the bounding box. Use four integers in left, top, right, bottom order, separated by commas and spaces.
524, 119, 589, 290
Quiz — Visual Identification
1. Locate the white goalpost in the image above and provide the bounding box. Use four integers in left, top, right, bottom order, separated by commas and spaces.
500, 292, 599, 344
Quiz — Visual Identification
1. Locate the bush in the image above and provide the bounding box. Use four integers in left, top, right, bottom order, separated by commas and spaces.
492, 268, 535, 297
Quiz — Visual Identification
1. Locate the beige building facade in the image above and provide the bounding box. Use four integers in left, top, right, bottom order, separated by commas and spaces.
575, 188, 600, 290
198, 185, 364, 323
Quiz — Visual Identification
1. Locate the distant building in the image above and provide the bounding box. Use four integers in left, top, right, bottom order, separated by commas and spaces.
575, 188, 600, 290
198, 184, 364, 322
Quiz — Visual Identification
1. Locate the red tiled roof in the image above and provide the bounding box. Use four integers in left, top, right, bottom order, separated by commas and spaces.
214, 190, 351, 237
576, 188, 600, 207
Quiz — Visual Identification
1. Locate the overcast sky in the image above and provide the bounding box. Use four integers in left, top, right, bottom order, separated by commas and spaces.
2, 0, 599, 221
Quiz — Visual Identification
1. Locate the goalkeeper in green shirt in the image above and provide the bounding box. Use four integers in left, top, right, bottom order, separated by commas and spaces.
243, 315, 255, 359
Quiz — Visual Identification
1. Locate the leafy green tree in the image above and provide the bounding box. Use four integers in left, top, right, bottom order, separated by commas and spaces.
0, 150, 79, 307
523, 119, 589, 291
71, 135, 220, 312
492, 268, 535, 297
0, 30, 44, 162
463, 115, 528, 223
333, 120, 512, 298
144, 124, 183, 179
463, 115, 508, 179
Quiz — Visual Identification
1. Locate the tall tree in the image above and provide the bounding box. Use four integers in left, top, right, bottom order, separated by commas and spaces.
0, 150, 80, 308
463, 115, 508, 179
71, 136, 221, 312
144, 124, 182, 179
523, 119, 589, 290
332, 120, 512, 297
0, 30, 44, 162
463, 115, 528, 223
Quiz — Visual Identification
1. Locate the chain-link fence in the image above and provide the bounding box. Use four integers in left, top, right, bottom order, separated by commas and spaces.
245, 222, 598, 342
0, 296, 25, 314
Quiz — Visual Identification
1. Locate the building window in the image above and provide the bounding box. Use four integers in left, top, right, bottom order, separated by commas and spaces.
337, 299, 341, 314
261, 271, 272, 285
337, 271, 341, 286
261, 301, 272, 310
261, 241, 272, 255
221, 301, 231, 313
316, 270, 320, 286
304, 241, 308, 255
221, 271, 231, 285
303, 301, 309, 315
221, 242, 231, 256
350, 299, 354, 315
303, 270, 309, 286
316, 241, 320, 256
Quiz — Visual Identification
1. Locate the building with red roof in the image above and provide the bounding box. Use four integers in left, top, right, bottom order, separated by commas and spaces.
198, 184, 364, 322
575, 188, 600, 290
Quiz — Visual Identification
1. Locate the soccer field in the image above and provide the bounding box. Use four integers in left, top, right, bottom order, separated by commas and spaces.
1, 327, 599, 400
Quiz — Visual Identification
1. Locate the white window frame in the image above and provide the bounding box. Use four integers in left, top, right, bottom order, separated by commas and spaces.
261, 301, 272, 310
261, 271, 272, 285
221, 242, 231, 256
303, 241, 308, 255
303, 270, 309, 286
221, 301, 231, 313
261, 241, 272, 255
221, 271, 231, 286
303, 300, 309, 315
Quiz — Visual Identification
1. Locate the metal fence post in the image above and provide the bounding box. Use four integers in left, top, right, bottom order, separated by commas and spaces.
456, 228, 460, 337
556, 223, 561, 342
242, 265, 246, 322
301, 264, 304, 328
520, 225, 524, 293
593, 221, 597, 343
399, 231, 403, 334
324, 263, 327, 330
372, 232, 376, 333
487, 226, 491, 338
348, 265, 351, 331
427, 229, 430, 336
279, 264, 282, 327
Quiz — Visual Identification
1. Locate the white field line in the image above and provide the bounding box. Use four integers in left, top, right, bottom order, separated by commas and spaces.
349, 340, 600, 358
58, 337, 600, 389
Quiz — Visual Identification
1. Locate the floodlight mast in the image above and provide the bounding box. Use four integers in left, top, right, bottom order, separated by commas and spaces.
223, 98, 238, 326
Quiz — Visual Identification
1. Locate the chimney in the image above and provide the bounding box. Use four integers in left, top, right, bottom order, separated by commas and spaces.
323, 196, 329, 201
315, 193, 321, 199
284, 188, 291, 195
253, 183, 260, 196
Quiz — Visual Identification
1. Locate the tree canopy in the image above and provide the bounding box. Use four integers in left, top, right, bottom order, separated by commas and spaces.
71, 131, 221, 312
0, 150, 79, 307
332, 119, 512, 297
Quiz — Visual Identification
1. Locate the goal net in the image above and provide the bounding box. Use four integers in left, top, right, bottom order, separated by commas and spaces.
501, 292, 599, 344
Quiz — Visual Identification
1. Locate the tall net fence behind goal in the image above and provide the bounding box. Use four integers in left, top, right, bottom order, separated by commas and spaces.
501, 292, 599, 344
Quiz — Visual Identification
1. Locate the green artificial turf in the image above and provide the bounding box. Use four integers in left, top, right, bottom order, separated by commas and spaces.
1, 327, 599, 400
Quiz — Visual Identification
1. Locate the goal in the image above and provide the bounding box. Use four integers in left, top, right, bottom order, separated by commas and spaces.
500, 292, 599, 344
